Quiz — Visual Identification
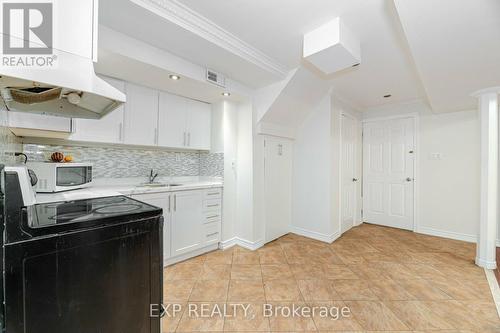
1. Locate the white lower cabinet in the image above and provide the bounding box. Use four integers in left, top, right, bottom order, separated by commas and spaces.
130, 188, 222, 266
171, 190, 204, 256
130, 192, 171, 261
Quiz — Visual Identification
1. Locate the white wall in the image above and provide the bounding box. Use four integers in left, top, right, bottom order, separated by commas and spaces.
292, 95, 333, 237
417, 110, 480, 240
363, 101, 481, 242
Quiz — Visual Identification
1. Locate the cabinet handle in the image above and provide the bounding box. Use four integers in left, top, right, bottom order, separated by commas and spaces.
188, 132, 191, 146
174, 194, 177, 211
207, 232, 219, 237
207, 192, 220, 196
154, 128, 158, 144
207, 204, 219, 208
118, 123, 123, 141
168, 195, 171, 213
206, 215, 219, 219
183, 132, 186, 146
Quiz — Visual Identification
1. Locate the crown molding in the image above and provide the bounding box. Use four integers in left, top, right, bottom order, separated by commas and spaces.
130, 0, 288, 78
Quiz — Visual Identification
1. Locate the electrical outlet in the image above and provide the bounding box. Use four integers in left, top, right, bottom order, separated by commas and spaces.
429, 152, 442, 160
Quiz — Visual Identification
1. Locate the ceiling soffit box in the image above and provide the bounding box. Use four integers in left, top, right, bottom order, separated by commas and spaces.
129, 0, 288, 79
303, 18, 361, 74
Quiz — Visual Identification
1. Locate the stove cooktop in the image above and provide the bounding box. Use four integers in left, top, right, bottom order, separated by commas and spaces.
32, 196, 160, 229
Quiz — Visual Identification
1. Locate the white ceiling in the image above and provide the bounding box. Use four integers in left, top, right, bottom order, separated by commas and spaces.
394, 0, 500, 112
99, 0, 500, 112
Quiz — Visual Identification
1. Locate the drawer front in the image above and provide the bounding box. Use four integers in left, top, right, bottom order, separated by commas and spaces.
204, 211, 222, 224
204, 221, 221, 245
203, 198, 222, 211
204, 188, 222, 200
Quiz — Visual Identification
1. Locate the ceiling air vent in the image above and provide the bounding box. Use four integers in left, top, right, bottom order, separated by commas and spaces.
206, 69, 225, 88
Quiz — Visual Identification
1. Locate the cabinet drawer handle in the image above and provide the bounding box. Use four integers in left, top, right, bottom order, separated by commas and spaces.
206, 215, 219, 219
207, 204, 219, 208
174, 194, 177, 211
207, 192, 220, 196
207, 232, 219, 237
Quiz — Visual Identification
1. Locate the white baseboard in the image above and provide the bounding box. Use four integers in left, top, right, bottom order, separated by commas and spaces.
476, 257, 497, 270
219, 237, 264, 251
416, 226, 477, 243
290, 226, 340, 244
164, 243, 219, 266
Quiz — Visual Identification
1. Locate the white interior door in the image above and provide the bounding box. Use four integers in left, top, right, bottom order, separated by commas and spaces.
341, 114, 358, 234
264, 136, 292, 243
363, 117, 415, 230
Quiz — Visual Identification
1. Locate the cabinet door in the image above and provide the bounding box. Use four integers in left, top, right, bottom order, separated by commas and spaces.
186, 100, 211, 150
157, 92, 188, 148
131, 193, 171, 262
70, 76, 125, 143
123, 83, 158, 146
171, 190, 204, 256
8, 112, 72, 132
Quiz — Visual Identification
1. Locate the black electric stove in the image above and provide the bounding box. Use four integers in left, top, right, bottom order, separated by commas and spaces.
1, 166, 163, 333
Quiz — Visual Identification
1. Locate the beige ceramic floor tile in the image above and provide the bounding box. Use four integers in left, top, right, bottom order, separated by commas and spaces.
223, 303, 270, 332
161, 302, 186, 332
260, 264, 294, 281
297, 279, 341, 301
230, 265, 262, 280
200, 264, 232, 280
265, 302, 317, 332
164, 279, 196, 302
369, 279, 416, 301
344, 300, 409, 331
189, 280, 229, 301
383, 300, 455, 330
309, 301, 363, 331
264, 279, 302, 301
227, 279, 266, 302
333, 279, 379, 301
322, 265, 359, 280
233, 251, 260, 265
177, 303, 225, 332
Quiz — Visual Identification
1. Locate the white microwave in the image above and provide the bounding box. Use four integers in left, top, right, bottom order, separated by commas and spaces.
27, 162, 93, 193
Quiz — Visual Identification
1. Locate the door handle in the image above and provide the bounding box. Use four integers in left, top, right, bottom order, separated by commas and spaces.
406, 177, 413, 182
352, 178, 358, 182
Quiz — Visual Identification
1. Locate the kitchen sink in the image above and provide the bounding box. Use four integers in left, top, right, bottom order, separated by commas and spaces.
141, 182, 168, 187
140, 183, 183, 187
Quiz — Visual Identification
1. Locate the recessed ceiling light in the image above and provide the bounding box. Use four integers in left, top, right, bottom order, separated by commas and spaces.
352, 63, 360, 67
383, 94, 392, 98
222, 92, 231, 97
169, 74, 181, 80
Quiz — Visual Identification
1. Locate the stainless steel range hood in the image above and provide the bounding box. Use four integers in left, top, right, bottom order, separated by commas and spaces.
0, 50, 126, 120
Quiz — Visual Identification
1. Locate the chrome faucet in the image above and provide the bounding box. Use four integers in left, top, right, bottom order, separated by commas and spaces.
149, 169, 158, 183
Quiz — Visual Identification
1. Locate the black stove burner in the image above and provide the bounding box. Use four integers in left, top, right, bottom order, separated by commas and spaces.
94, 204, 142, 214
32, 196, 156, 229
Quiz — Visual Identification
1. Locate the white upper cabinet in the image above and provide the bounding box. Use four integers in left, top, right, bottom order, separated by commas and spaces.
56, 0, 98, 61
123, 83, 159, 146
158, 92, 187, 148
157, 92, 211, 150
70, 76, 125, 143
187, 99, 211, 150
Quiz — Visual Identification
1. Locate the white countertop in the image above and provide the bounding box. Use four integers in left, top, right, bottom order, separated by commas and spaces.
35, 177, 223, 204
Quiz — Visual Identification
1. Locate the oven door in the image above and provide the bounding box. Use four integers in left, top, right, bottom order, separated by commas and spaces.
55, 165, 92, 190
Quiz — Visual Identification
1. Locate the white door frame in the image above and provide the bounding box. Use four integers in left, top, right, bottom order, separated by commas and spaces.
361, 113, 419, 232
340, 112, 359, 234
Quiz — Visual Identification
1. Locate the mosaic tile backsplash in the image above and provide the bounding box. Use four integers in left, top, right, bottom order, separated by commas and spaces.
0, 109, 22, 164
22, 144, 224, 179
